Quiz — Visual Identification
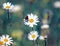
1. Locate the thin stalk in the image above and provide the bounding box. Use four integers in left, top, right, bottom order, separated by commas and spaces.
33, 40, 36, 46
31, 27, 34, 30
36, 40, 39, 46
8, 10, 9, 20
7, 9, 10, 22
33, 40, 38, 46
44, 38, 47, 46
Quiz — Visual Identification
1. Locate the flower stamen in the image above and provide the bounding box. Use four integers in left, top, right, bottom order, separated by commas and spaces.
6, 6, 11, 9
29, 19, 34, 23
32, 34, 36, 38
4, 38, 8, 42
0, 41, 4, 45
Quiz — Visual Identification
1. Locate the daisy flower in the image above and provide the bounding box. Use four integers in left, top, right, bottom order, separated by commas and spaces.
28, 31, 39, 40
3, 2, 14, 10
1, 35, 13, 46
41, 24, 49, 29
24, 13, 39, 27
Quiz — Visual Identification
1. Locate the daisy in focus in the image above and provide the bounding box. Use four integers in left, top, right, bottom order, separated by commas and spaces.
28, 31, 39, 40
24, 13, 39, 27
3, 2, 14, 10
0, 35, 13, 46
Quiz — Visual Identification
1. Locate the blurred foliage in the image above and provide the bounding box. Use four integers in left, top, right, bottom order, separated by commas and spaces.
0, 0, 60, 46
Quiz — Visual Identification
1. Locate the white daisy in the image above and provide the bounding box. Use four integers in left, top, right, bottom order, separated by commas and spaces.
28, 31, 39, 40
39, 35, 47, 40
3, 2, 14, 10
1, 35, 13, 46
54, 1, 60, 8
41, 24, 49, 29
24, 13, 39, 27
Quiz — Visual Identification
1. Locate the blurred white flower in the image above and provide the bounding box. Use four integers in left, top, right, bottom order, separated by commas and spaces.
44, 36, 47, 38
54, 1, 60, 8
1, 35, 13, 46
41, 24, 49, 29
42, 19, 48, 24
24, 13, 39, 27
28, 31, 39, 40
39, 35, 47, 40
10, 5, 21, 12
39, 36, 44, 40
3, 2, 14, 10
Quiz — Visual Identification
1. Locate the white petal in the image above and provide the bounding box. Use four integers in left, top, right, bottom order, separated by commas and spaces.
34, 23, 37, 25
31, 13, 34, 17
6, 42, 10, 45
2, 35, 5, 39
29, 24, 33, 27
34, 15, 38, 19
3, 3, 7, 6
7, 2, 11, 6
9, 5, 13, 10
6, 35, 9, 38
9, 37, 12, 40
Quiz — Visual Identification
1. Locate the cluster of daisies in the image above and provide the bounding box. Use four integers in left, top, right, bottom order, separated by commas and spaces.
2, 1, 50, 42
24, 13, 39, 40
0, 35, 13, 46
24, 13, 49, 40
2, 1, 53, 45
2, 1, 60, 46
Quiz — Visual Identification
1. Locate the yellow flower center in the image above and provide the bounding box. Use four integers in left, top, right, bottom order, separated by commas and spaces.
0, 41, 4, 45
32, 34, 36, 38
29, 19, 34, 23
6, 6, 11, 9
4, 38, 8, 42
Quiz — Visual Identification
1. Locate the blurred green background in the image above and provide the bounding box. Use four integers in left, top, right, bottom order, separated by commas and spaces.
0, 0, 60, 46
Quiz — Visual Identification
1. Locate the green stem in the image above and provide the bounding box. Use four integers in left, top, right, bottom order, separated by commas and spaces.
33, 40, 38, 46
31, 27, 34, 30
8, 9, 10, 21
44, 38, 47, 46
36, 40, 39, 46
